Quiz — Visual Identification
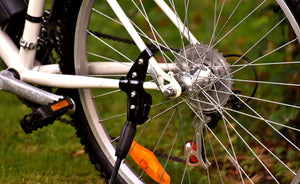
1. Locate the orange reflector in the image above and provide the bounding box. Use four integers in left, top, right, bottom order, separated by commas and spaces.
51, 99, 69, 111
130, 141, 171, 184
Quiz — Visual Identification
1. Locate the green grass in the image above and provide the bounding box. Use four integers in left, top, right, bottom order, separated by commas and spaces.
0, 91, 105, 184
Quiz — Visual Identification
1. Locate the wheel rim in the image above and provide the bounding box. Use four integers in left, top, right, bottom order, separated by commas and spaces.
74, 0, 300, 183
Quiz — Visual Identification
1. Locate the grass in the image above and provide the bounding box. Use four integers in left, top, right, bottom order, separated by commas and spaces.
0, 91, 105, 184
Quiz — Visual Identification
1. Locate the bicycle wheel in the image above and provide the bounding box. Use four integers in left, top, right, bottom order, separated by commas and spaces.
63, 0, 300, 183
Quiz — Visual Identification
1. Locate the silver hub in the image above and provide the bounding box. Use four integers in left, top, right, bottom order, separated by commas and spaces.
175, 44, 232, 113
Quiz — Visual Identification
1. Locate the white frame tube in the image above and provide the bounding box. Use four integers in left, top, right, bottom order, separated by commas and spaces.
106, 0, 182, 97
0, 0, 196, 93
0, 29, 19, 67
21, 69, 158, 90
153, 0, 199, 45
17, 0, 45, 71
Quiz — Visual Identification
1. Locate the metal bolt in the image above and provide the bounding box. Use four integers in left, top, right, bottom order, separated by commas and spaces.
167, 71, 174, 77
130, 105, 136, 109
132, 72, 137, 78
163, 87, 176, 97
138, 58, 144, 65
131, 91, 137, 97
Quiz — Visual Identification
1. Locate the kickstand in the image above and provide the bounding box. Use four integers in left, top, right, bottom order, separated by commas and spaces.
109, 47, 157, 184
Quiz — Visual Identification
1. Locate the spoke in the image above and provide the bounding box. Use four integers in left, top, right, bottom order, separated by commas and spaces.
89, 1, 300, 183
150, 100, 184, 120
208, 0, 225, 48
87, 52, 130, 63
206, 60, 300, 70
153, 108, 177, 153
229, 61, 300, 67
93, 6, 170, 57
222, 118, 245, 183
87, 30, 134, 63
91, 8, 179, 67
136, 107, 177, 180
222, 112, 280, 183
92, 8, 122, 25
213, 0, 267, 47
185, 86, 252, 182
205, 125, 254, 183
164, 0, 198, 44
133, 0, 174, 67
228, 17, 286, 68
223, 109, 296, 176
131, 0, 184, 65
218, 78, 300, 152
177, 105, 192, 184
134, 99, 184, 149
190, 96, 300, 132
92, 5, 189, 74
152, 98, 179, 107
161, 120, 181, 183
223, 106, 300, 132
212, 77, 300, 87
188, 79, 298, 175
206, 163, 211, 184
99, 113, 127, 122
183, 0, 191, 44
193, 86, 248, 182
213, 83, 245, 183
205, 127, 224, 184
130, 97, 177, 175
227, 37, 297, 78
213, 0, 243, 44
202, 96, 279, 183
93, 89, 121, 98
207, 89, 300, 110
202, 74, 300, 152
203, 9, 286, 79
172, 0, 193, 73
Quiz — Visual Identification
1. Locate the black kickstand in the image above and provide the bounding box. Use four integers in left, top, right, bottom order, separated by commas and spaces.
109, 47, 157, 184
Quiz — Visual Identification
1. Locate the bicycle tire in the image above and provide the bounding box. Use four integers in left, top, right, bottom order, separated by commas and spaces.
61, 0, 300, 183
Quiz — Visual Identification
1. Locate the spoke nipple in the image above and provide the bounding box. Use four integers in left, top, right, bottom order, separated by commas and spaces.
132, 72, 137, 78
130, 105, 136, 109
131, 91, 137, 98
138, 59, 144, 65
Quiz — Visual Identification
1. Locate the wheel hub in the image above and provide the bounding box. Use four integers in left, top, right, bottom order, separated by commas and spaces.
175, 44, 232, 113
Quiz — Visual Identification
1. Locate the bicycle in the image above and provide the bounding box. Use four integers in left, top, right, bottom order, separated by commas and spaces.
0, 0, 299, 183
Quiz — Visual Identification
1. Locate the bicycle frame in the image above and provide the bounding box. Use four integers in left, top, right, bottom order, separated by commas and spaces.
1, 0, 297, 96
0, 0, 202, 97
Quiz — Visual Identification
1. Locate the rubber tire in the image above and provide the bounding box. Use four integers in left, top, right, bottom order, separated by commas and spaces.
58, 0, 126, 183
